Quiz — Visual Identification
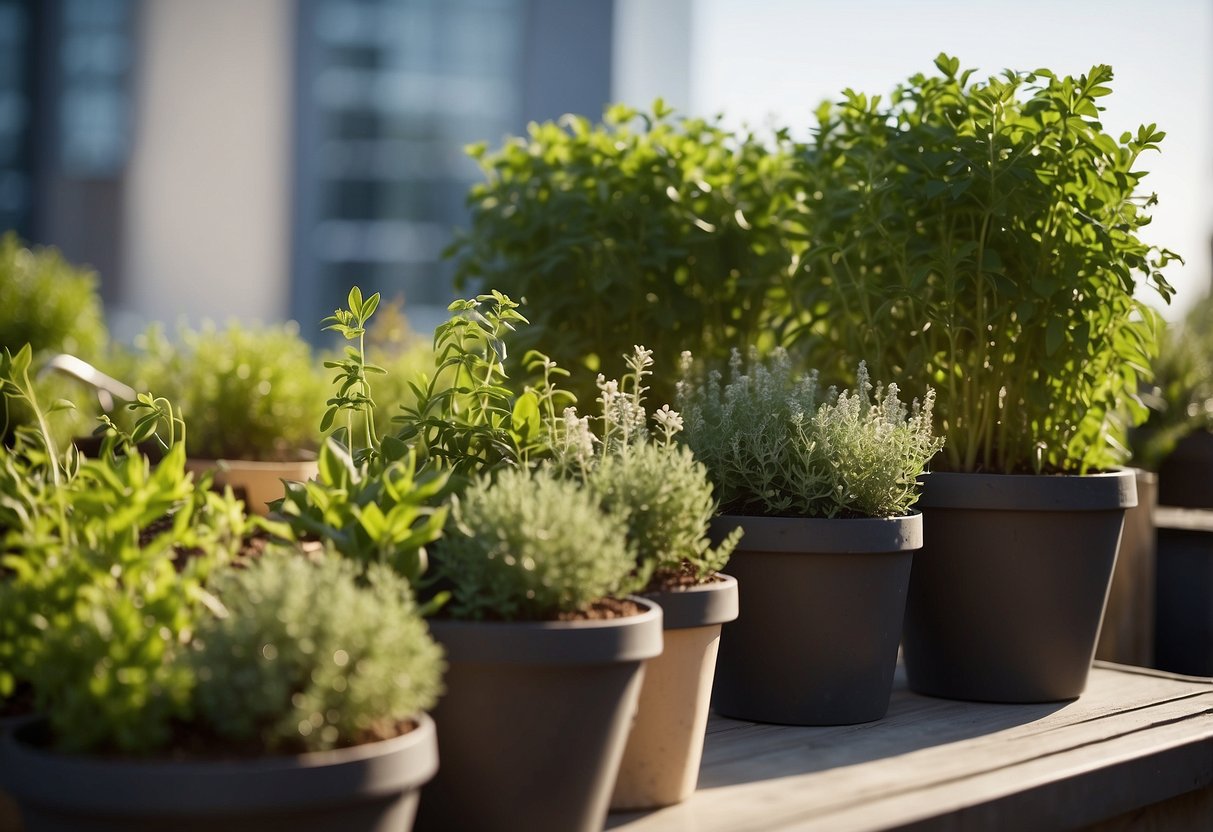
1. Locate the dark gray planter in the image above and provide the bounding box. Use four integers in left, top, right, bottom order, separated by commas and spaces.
903, 469, 1137, 703
0, 713, 438, 832
1153, 506, 1213, 676
417, 599, 663, 832
1157, 431, 1213, 508
0, 712, 35, 832
710, 513, 921, 726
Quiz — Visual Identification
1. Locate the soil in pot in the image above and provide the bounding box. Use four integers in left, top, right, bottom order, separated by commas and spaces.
416, 598, 663, 832
710, 513, 921, 726
610, 574, 740, 810
0, 714, 438, 832
902, 469, 1136, 703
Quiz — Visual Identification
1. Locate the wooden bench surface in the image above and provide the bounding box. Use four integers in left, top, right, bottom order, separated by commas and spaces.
607, 662, 1213, 832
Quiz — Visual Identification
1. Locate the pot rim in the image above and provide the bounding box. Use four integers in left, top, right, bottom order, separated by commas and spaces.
642, 573, 739, 630
428, 596, 663, 665
0, 712, 438, 815
916, 467, 1138, 511
710, 511, 923, 554
186, 455, 319, 472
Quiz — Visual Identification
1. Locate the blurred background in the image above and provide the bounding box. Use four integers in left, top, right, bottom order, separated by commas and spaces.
0, 0, 1209, 341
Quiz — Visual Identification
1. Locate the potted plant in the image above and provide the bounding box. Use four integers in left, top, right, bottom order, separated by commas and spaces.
792, 55, 1177, 701
414, 465, 663, 832
447, 101, 802, 408
677, 350, 941, 725
546, 346, 741, 810
0, 347, 444, 831
118, 320, 328, 514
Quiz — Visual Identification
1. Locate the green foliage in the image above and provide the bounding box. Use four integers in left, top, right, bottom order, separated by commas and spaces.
275, 288, 449, 585
436, 466, 637, 621
448, 101, 803, 406
791, 55, 1176, 474
677, 349, 942, 518
192, 548, 444, 753
0, 232, 107, 360
395, 291, 573, 478
551, 346, 739, 584
1133, 295, 1213, 469
120, 320, 327, 461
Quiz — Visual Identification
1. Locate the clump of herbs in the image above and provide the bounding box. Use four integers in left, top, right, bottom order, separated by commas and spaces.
677, 349, 942, 518
122, 320, 327, 461
192, 548, 444, 753
436, 466, 637, 621
448, 101, 802, 407
394, 291, 573, 479
790, 55, 1176, 474
1132, 295, 1213, 470
553, 346, 739, 588
0, 345, 255, 753
275, 287, 448, 585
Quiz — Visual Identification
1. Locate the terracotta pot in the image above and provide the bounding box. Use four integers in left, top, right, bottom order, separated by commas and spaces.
417, 599, 663, 832
186, 457, 318, 516
610, 574, 739, 810
710, 513, 921, 726
0, 714, 438, 832
903, 469, 1136, 703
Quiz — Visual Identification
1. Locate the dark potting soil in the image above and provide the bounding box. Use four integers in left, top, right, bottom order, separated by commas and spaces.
642, 561, 727, 594
554, 597, 644, 621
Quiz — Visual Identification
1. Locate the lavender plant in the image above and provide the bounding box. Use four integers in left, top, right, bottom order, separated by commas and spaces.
677, 349, 942, 518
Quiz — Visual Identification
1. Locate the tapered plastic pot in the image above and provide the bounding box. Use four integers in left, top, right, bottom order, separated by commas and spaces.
0, 714, 439, 832
903, 469, 1137, 703
710, 513, 921, 726
610, 574, 739, 810
417, 599, 663, 832
186, 457, 318, 516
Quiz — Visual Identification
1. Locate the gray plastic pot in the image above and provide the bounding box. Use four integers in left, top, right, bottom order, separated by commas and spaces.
0, 714, 438, 832
710, 513, 921, 726
610, 574, 740, 810
417, 599, 663, 832
903, 469, 1137, 703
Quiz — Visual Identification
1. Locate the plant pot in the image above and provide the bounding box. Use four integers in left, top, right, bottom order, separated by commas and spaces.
1153, 506, 1213, 676
609, 574, 739, 810
1157, 431, 1213, 508
709, 513, 921, 726
186, 457, 318, 516
0, 714, 438, 832
1096, 469, 1157, 666
416, 599, 663, 832
903, 469, 1136, 703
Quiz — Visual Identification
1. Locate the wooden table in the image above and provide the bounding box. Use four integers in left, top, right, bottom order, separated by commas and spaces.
608, 662, 1213, 831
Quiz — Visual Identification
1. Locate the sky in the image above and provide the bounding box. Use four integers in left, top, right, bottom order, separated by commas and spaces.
684, 0, 1213, 321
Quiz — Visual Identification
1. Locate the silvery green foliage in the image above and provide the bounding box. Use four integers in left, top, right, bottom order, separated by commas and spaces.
193, 549, 444, 753
437, 466, 636, 620
677, 349, 943, 518
560, 346, 739, 583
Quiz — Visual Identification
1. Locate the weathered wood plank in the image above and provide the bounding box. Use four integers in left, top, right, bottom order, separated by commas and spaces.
608, 664, 1213, 832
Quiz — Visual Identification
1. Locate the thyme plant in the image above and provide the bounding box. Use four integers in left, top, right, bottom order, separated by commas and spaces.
677, 349, 942, 518
792, 55, 1177, 474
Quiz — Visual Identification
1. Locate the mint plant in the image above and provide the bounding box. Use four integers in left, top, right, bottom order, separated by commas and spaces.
448, 101, 803, 407
678, 349, 942, 518
791, 55, 1177, 474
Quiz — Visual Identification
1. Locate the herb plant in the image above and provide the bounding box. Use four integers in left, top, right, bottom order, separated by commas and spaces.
1132, 295, 1213, 470
122, 320, 327, 462
275, 288, 449, 585
555, 346, 740, 587
677, 349, 942, 518
791, 55, 1176, 474
448, 101, 802, 406
193, 548, 444, 753
436, 466, 636, 621
0, 345, 254, 752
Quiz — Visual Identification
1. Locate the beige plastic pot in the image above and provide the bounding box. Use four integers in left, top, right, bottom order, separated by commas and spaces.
610, 574, 739, 810
186, 457, 318, 516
